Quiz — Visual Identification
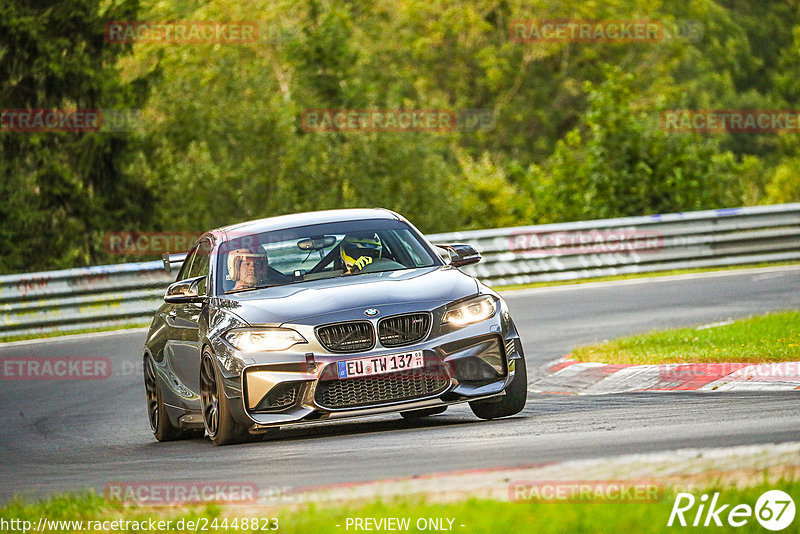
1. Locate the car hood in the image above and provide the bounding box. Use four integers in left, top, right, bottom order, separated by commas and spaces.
213, 267, 478, 325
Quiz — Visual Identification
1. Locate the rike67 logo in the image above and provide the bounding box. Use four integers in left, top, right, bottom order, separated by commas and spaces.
668, 490, 795, 531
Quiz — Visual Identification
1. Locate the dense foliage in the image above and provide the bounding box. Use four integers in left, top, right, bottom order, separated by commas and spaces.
2, 0, 799, 272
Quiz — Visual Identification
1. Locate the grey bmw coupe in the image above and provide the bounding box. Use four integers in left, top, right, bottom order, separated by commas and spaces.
143, 209, 527, 445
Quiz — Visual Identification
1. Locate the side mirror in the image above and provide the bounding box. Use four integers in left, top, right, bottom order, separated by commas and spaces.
436, 243, 481, 267
164, 275, 206, 303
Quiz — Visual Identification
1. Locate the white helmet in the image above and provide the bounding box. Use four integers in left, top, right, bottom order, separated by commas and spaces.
226, 248, 269, 281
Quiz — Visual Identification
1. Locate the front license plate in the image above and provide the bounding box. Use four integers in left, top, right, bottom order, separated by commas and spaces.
337, 350, 424, 379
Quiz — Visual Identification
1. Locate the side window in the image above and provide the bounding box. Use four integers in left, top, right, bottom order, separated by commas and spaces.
188, 241, 210, 279
187, 239, 211, 294
176, 246, 199, 282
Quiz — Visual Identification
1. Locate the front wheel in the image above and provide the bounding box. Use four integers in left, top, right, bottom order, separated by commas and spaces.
200, 351, 248, 446
469, 354, 527, 420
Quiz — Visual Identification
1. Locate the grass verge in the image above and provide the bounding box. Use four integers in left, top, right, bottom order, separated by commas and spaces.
496, 261, 800, 292
572, 310, 800, 365
1, 479, 797, 533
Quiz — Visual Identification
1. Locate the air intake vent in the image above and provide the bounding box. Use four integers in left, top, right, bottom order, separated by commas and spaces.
505, 339, 516, 356
254, 382, 300, 412
316, 321, 375, 353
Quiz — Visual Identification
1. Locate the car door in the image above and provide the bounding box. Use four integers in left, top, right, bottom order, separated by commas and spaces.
164, 240, 210, 399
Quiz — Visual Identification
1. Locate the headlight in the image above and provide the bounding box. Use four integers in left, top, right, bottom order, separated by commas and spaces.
443, 296, 497, 326
224, 328, 307, 352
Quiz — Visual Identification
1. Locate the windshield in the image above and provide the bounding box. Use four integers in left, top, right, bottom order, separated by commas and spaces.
216, 219, 439, 294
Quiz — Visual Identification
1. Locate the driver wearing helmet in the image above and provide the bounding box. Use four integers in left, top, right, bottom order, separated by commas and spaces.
340, 232, 382, 274
227, 247, 270, 290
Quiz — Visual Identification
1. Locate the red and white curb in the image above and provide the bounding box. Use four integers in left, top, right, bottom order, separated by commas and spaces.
530, 358, 800, 395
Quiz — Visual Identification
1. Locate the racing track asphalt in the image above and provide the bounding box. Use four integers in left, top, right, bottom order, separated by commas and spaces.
1, 266, 799, 502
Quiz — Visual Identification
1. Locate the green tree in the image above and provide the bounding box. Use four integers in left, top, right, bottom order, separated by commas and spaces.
764, 155, 800, 203
4, 0, 800, 272
0, 0, 155, 273
529, 66, 754, 222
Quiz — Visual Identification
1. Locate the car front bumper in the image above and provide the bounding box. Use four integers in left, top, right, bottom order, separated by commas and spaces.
214, 308, 523, 432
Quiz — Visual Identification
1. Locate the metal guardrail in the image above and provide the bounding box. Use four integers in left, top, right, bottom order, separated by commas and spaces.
1, 203, 799, 338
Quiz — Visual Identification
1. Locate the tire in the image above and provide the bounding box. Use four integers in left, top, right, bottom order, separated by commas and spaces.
200, 351, 248, 446
469, 354, 528, 420
144, 355, 183, 442
400, 406, 447, 419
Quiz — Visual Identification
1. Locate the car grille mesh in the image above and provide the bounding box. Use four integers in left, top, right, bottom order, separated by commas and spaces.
378, 313, 431, 347
315, 370, 449, 409
317, 322, 374, 352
